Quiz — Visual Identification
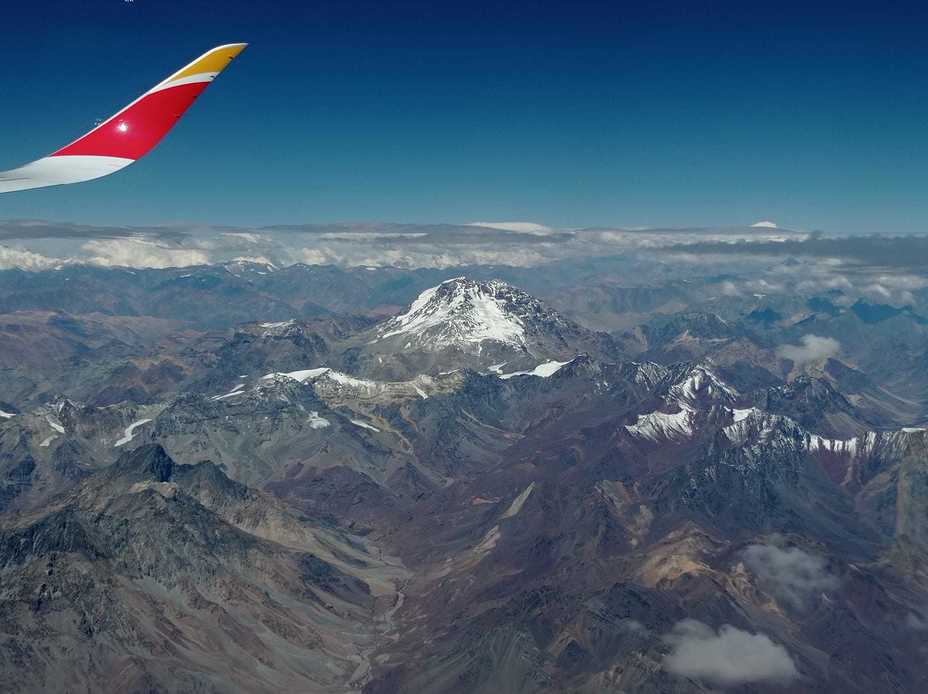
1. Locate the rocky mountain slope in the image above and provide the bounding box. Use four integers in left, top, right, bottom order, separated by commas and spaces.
0, 444, 406, 694
3, 269, 928, 692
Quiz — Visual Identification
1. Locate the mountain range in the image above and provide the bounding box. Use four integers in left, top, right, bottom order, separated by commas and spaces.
2, 266, 928, 693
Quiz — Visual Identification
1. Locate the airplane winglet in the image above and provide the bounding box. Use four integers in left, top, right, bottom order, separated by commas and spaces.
0, 43, 247, 193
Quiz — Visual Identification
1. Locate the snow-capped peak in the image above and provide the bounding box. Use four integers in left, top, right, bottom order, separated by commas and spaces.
751, 220, 778, 229
626, 365, 739, 442
666, 364, 738, 405
376, 277, 554, 351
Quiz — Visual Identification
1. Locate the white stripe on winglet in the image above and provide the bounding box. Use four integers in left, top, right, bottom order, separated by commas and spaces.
147, 72, 219, 94
0, 156, 134, 193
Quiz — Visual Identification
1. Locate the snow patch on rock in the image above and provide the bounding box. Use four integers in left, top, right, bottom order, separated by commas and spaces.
263, 367, 330, 383
627, 407, 695, 441
499, 359, 572, 380
211, 383, 245, 401
307, 411, 330, 429
115, 418, 152, 447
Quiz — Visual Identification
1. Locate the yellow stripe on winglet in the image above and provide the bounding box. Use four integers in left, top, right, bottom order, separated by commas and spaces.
163, 44, 247, 83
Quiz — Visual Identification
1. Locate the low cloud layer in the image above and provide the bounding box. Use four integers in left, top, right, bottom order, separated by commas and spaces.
83, 239, 210, 269
662, 619, 799, 687
0, 219, 804, 271
660, 234, 928, 269
743, 543, 838, 609
0, 245, 59, 270
777, 335, 840, 366
5, 218, 928, 313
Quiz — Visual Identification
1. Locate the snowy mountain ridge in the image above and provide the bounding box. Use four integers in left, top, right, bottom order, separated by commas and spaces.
374, 277, 573, 353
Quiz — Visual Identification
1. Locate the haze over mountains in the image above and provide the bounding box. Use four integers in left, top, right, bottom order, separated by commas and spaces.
3, 221, 928, 692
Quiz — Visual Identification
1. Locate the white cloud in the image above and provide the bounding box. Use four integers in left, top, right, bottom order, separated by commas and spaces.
0, 245, 61, 270
82, 239, 210, 269
0, 219, 818, 271
296, 247, 333, 265
776, 335, 840, 366
873, 274, 928, 291
293, 243, 551, 269
794, 274, 854, 293
719, 281, 740, 296
663, 619, 799, 687
859, 274, 928, 305
743, 543, 838, 608
862, 283, 893, 301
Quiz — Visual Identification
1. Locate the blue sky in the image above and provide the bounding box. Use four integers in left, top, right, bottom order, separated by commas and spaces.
1, 1, 928, 233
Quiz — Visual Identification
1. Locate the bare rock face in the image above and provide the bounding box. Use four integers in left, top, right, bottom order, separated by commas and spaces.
0, 444, 406, 694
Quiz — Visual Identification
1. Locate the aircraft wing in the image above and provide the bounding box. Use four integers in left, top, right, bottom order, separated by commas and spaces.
0, 43, 246, 193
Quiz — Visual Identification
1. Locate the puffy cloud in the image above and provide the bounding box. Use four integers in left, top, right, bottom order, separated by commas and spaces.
869, 273, 928, 291
662, 619, 799, 687
776, 335, 840, 366
862, 283, 893, 301
860, 274, 928, 305
794, 274, 854, 293
297, 247, 333, 265
719, 281, 740, 296
82, 239, 210, 269
0, 245, 61, 270
743, 543, 838, 608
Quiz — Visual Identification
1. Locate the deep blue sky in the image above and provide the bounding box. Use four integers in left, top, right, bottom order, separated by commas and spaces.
1, 1, 928, 233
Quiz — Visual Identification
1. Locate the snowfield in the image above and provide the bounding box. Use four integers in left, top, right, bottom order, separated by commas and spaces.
211, 383, 245, 401
115, 418, 153, 448
499, 359, 572, 380
307, 411, 331, 429
627, 407, 695, 441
